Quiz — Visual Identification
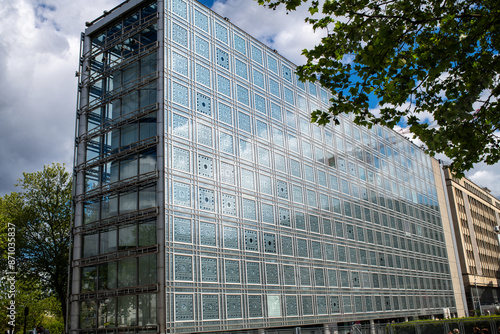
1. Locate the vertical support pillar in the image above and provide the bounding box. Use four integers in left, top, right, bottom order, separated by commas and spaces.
323, 324, 331, 334
70, 33, 91, 334
370, 320, 376, 334
157, 1, 166, 333
404, 317, 409, 322
258, 329, 265, 334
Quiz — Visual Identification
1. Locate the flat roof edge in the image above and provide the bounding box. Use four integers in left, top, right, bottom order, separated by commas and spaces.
85, 0, 146, 35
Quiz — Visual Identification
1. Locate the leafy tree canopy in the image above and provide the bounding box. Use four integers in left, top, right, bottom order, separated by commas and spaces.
258, 0, 500, 176
0, 163, 72, 332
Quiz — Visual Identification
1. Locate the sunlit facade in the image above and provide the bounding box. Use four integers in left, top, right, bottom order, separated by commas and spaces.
443, 169, 500, 314
70, 0, 461, 333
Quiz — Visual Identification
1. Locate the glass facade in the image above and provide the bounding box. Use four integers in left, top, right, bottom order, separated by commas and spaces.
72, 0, 458, 333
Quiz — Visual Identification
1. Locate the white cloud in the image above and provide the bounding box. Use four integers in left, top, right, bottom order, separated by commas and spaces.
0, 0, 122, 195
467, 164, 500, 199
211, 0, 325, 65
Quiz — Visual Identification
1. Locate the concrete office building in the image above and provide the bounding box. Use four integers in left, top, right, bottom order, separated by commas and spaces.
443, 169, 500, 314
70, 0, 465, 333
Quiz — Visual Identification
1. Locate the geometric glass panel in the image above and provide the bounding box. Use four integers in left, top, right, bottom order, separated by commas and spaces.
323, 219, 332, 235
267, 55, 278, 74
284, 86, 294, 105
221, 193, 236, 216
239, 139, 253, 160
200, 222, 216, 246
300, 267, 310, 285
216, 48, 229, 69
315, 268, 325, 286
202, 295, 219, 320
310, 216, 319, 233
352, 271, 360, 287
199, 187, 214, 211
201, 257, 218, 282
234, 34, 246, 54
302, 296, 313, 315
220, 162, 235, 183
195, 63, 210, 87
223, 226, 238, 249
194, 9, 209, 32
343, 296, 352, 313
172, 113, 188, 138
174, 255, 192, 281
242, 198, 256, 220
254, 94, 266, 114
271, 102, 281, 121
297, 239, 308, 258
238, 111, 251, 132
282, 65, 292, 82
198, 155, 213, 178
262, 203, 274, 224
286, 296, 298, 316
317, 296, 327, 314
245, 230, 258, 251
267, 295, 281, 317
312, 241, 321, 259
217, 75, 231, 96
215, 22, 228, 44
328, 269, 337, 287
246, 262, 260, 284
196, 93, 211, 115
281, 236, 293, 256
226, 295, 242, 319
237, 85, 249, 105
175, 294, 193, 321
325, 244, 334, 261
172, 0, 187, 19
258, 147, 270, 167
174, 217, 191, 243
172, 82, 189, 107
248, 295, 262, 317
279, 207, 290, 226
172, 52, 188, 76
225, 260, 240, 283
264, 233, 276, 253
269, 78, 280, 97
218, 103, 232, 124
219, 132, 233, 154
172, 23, 188, 47
331, 296, 340, 313
295, 212, 305, 230
266, 263, 279, 285
173, 181, 190, 206
195, 36, 209, 59
173, 147, 190, 172
253, 70, 265, 89
235, 59, 247, 79
251, 45, 263, 64
292, 184, 304, 203
197, 123, 212, 146
283, 265, 295, 285
277, 180, 288, 199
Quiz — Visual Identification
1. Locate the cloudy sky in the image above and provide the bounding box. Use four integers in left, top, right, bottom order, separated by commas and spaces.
0, 0, 499, 198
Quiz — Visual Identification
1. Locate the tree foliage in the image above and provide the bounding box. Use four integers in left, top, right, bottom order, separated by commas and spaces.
258, 0, 500, 175
0, 163, 72, 332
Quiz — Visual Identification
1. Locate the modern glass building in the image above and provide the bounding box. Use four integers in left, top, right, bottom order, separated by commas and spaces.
70, 0, 463, 333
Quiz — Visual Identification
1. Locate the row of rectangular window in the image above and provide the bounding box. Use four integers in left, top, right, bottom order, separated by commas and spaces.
169, 254, 450, 290
170, 110, 438, 206
172, 215, 447, 260
170, 292, 454, 322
